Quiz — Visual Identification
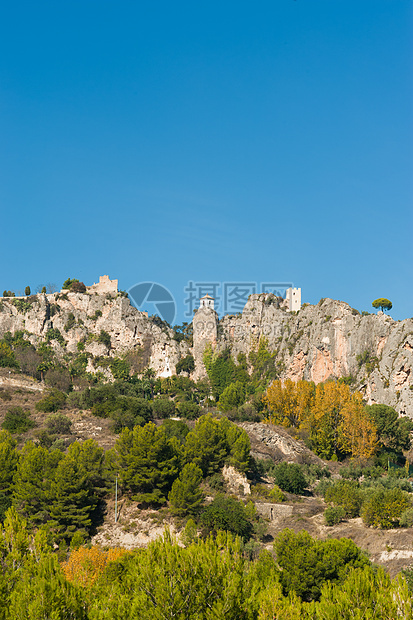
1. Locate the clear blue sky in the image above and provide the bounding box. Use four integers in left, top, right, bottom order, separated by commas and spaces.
1, 1, 412, 323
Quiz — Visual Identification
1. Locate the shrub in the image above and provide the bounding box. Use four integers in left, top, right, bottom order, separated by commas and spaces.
44, 368, 72, 392
361, 488, 411, 529
0, 343, 18, 369
207, 473, 225, 491
274, 529, 369, 602
175, 355, 195, 375
2, 407, 35, 433
176, 401, 201, 420
35, 389, 67, 413
64, 313, 76, 332
271, 462, 307, 495
152, 398, 175, 419
66, 391, 83, 409
301, 463, 331, 485
200, 494, 253, 541
45, 328, 65, 346
161, 419, 189, 444
45, 413, 72, 435
324, 480, 363, 518
98, 330, 111, 349
71, 281, 86, 293
269, 485, 286, 503
110, 357, 130, 380
324, 506, 346, 526
168, 463, 204, 516
89, 310, 102, 320
400, 508, 413, 528
110, 410, 144, 433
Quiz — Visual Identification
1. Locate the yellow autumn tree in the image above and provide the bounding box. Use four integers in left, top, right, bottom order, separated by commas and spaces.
308, 382, 378, 460
62, 545, 128, 588
264, 379, 314, 428
339, 392, 377, 460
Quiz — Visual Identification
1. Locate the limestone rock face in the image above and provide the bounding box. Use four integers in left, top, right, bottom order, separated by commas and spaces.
219, 297, 413, 417
222, 464, 251, 495
0, 293, 188, 378
1, 292, 412, 416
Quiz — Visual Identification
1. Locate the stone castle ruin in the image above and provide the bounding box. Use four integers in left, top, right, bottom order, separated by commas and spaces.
87, 275, 118, 295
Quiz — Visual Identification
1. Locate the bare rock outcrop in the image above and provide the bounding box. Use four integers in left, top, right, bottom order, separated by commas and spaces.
1, 291, 412, 416
219, 296, 413, 417
0, 293, 189, 378
239, 421, 326, 465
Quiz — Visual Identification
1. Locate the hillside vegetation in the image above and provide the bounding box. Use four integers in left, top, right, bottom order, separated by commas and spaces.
0, 283, 413, 615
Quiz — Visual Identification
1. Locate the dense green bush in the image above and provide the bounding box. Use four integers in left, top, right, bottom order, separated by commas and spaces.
45, 328, 65, 346
271, 462, 307, 495
161, 419, 190, 444
110, 357, 130, 380
35, 389, 67, 413
324, 506, 346, 526
269, 485, 286, 503
400, 508, 413, 528
64, 312, 76, 332
301, 463, 331, 485
110, 410, 145, 433
0, 343, 18, 369
274, 528, 369, 602
98, 330, 111, 349
152, 398, 175, 419
218, 381, 247, 412
200, 494, 253, 541
361, 488, 411, 529
251, 483, 285, 503
324, 480, 363, 518
207, 473, 226, 491
168, 463, 204, 516
176, 401, 201, 420
1, 407, 35, 434
44, 368, 72, 392
45, 413, 72, 435
176, 354, 195, 375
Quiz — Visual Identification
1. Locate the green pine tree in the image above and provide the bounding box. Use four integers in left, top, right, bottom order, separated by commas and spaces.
168, 463, 204, 516
185, 414, 228, 476
49, 456, 95, 543
115, 422, 179, 505
0, 431, 18, 521
8, 554, 87, 620
12, 443, 62, 528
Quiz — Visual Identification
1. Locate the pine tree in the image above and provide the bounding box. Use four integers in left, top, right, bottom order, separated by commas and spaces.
185, 414, 228, 476
49, 456, 95, 543
115, 422, 179, 504
168, 463, 204, 516
0, 431, 18, 521
12, 443, 62, 527
8, 554, 87, 620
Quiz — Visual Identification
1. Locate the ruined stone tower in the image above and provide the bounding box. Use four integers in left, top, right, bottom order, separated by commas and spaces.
192, 295, 218, 379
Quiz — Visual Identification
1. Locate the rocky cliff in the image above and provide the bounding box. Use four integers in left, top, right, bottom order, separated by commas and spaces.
1, 291, 412, 416
0, 292, 189, 377
216, 295, 413, 416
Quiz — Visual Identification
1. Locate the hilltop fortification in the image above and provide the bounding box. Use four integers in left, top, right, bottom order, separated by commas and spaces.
0, 286, 411, 415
